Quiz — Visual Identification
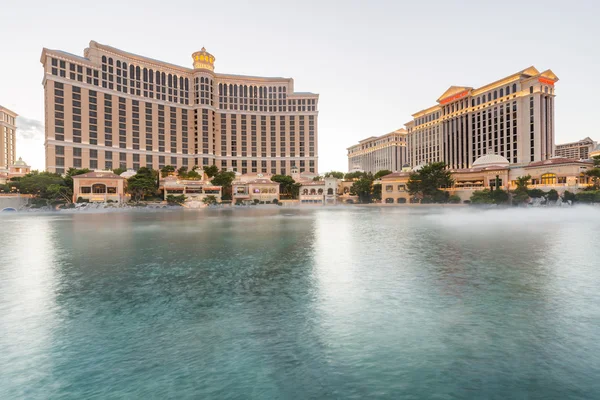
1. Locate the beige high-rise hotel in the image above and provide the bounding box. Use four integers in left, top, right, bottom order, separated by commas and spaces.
405, 67, 558, 169
346, 129, 407, 173
40, 41, 318, 175
0, 106, 18, 168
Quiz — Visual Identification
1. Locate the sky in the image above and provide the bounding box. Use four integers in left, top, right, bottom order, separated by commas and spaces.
1, 0, 599, 172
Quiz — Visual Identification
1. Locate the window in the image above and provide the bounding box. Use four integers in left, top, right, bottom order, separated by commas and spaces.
386, 185, 393, 192
541, 173, 556, 185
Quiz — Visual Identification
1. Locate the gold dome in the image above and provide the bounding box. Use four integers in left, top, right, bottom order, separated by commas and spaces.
192, 47, 215, 71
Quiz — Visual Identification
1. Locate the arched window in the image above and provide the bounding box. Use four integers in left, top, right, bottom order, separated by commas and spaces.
92, 184, 106, 194
541, 173, 556, 185
487, 93, 491, 102
499, 88, 504, 97
161, 72, 166, 85
385, 198, 394, 204
303, 189, 308, 195
310, 189, 316, 195
108, 57, 113, 65
512, 83, 517, 93
327, 188, 333, 195
174, 75, 178, 89
317, 188, 323, 195
180, 77, 184, 89
129, 65, 134, 80
506, 86, 510, 95
155, 71, 160, 85
143, 68, 148, 82
102, 56, 107, 63
477, 97, 481, 105
135, 66, 140, 80
234, 85, 238, 96
149, 69, 154, 83
116, 60, 121, 68
494, 91, 497, 100
168, 74, 172, 86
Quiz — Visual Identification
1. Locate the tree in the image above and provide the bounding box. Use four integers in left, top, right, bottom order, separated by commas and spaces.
372, 183, 382, 201
47, 184, 73, 204
202, 195, 218, 206
160, 165, 175, 178
312, 175, 323, 182
491, 189, 509, 204
271, 175, 300, 199
448, 195, 461, 204
177, 166, 188, 178
527, 188, 547, 198
127, 168, 158, 202
186, 169, 202, 180
344, 171, 367, 180
112, 167, 127, 176
586, 168, 600, 189
166, 194, 186, 205
512, 175, 531, 205
350, 177, 373, 203
374, 170, 393, 180
64, 168, 92, 189
204, 165, 219, 178
324, 171, 345, 179
17, 171, 67, 199
210, 170, 236, 200
407, 162, 454, 203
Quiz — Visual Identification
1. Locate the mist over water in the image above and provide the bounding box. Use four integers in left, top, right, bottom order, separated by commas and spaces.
1, 207, 599, 399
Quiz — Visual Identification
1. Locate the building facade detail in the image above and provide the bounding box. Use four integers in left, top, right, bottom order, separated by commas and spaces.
40, 41, 319, 175
405, 67, 558, 169
555, 137, 597, 160
347, 129, 407, 173
0, 106, 18, 169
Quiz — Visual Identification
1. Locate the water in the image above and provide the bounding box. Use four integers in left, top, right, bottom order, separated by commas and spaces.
1, 207, 600, 399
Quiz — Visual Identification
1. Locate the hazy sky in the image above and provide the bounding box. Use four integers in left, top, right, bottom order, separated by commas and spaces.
1, 0, 599, 172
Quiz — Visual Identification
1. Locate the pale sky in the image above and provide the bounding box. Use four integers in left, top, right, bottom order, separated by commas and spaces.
1, 0, 599, 172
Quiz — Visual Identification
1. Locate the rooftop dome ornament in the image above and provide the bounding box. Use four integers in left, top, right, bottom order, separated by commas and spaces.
192, 47, 215, 71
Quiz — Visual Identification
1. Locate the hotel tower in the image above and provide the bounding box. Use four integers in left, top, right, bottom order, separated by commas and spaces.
405, 67, 558, 169
0, 106, 17, 168
40, 41, 318, 175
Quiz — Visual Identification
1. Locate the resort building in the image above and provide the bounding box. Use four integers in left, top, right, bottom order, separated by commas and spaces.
72, 171, 127, 203
405, 66, 558, 169
40, 41, 319, 175
232, 174, 280, 204
0, 106, 17, 169
347, 129, 407, 173
0, 158, 31, 185
298, 177, 341, 205
554, 137, 597, 160
160, 176, 222, 204
378, 154, 593, 204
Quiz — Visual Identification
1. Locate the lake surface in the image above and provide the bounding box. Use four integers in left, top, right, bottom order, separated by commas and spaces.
1, 207, 600, 399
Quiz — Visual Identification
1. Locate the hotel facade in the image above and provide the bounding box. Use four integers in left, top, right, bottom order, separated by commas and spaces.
40, 41, 319, 175
554, 137, 597, 160
0, 106, 17, 168
346, 129, 407, 173
405, 67, 558, 169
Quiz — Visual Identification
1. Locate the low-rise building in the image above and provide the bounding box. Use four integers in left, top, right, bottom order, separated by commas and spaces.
72, 171, 127, 203
379, 154, 594, 204
0, 157, 31, 185
160, 176, 222, 204
233, 175, 280, 204
298, 177, 341, 205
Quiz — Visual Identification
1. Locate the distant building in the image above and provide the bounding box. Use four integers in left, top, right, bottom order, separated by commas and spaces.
0, 157, 31, 185
160, 176, 222, 205
0, 106, 18, 168
232, 174, 280, 204
40, 41, 319, 175
555, 137, 597, 160
347, 129, 407, 173
298, 177, 340, 205
72, 171, 127, 203
405, 66, 558, 169
378, 154, 593, 204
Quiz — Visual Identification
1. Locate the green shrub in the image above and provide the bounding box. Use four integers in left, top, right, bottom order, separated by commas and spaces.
547, 189, 559, 202
576, 191, 596, 203
563, 190, 577, 203
397, 198, 407, 204
76, 197, 89, 203
272, 199, 279, 204
253, 199, 260, 204
448, 195, 461, 204
527, 188, 547, 198
463, 200, 471, 204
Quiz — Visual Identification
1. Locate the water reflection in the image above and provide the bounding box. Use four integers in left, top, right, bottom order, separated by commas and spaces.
1, 207, 600, 398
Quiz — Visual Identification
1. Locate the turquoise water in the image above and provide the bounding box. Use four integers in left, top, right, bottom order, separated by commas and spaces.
1, 207, 600, 399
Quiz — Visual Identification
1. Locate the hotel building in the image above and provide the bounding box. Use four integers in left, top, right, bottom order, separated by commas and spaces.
346, 129, 408, 173
405, 67, 558, 169
0, 106, 17, 168
555, 137, 597, 160
40, 41, 319, 175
